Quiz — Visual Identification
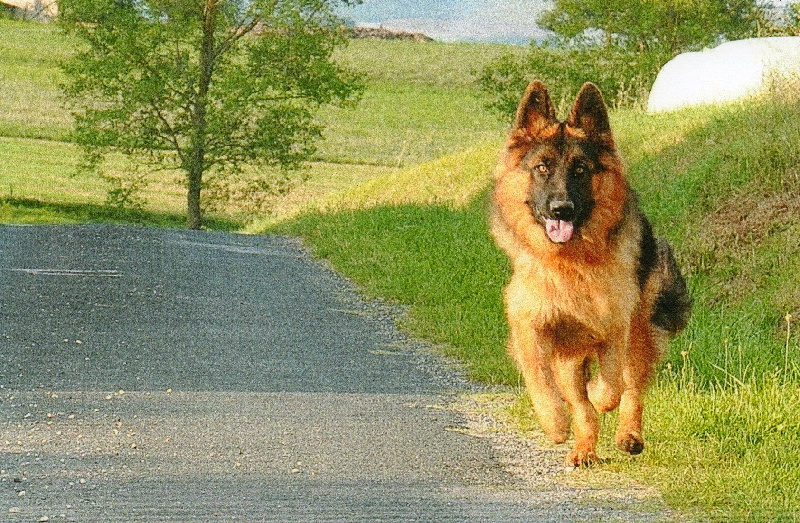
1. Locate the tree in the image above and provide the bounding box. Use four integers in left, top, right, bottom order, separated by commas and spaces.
60, 0, 364, 229
538, 0, 767, 54
772, 2, 800, 36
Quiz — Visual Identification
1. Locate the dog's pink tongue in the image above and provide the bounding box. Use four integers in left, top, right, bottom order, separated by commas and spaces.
546, 219, 574, 243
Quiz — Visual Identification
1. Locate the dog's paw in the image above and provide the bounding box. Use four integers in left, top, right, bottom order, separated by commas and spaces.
538, 409, 570, 444
544, 421, 571, 444
587, 379, 621, 413
616, 432, 645, 455
565, 447, 598, 468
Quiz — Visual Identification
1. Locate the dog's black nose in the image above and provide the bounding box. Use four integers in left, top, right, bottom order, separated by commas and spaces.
549, 200, 575, 221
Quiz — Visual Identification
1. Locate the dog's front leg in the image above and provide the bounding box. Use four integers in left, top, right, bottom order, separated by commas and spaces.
507, 313, 569, 443
553, 354, 599, 466
615, 315, 660, 455
587, 331, 627, 413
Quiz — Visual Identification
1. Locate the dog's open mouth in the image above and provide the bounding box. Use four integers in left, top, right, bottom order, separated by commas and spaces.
545, 219, 574, 243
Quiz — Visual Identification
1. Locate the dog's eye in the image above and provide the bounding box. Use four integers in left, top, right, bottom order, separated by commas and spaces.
533, 163, 548, 176
573, 163, 589, 177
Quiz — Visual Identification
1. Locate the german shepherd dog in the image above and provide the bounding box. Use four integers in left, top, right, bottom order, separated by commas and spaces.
490, 81, 692, 466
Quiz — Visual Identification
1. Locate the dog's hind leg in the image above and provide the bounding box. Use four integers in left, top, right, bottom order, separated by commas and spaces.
554, 354, 600, 466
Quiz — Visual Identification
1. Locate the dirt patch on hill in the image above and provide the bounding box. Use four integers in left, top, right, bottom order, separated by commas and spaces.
704, 178, 800, 253
686, 175, 800, 319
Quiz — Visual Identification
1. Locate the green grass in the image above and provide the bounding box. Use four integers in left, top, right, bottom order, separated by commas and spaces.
3, 17, 800, 522
247, 141, 501, 230
334, 38, 525, 90
0, 196, 239, 229
317, 83, 503, 167
628, 375, 800, 523
0, 19, 73, 141
622, 100, 800, 384
318, 39, 515, 167
0, 136, 226, 226
506, 369, 800, 522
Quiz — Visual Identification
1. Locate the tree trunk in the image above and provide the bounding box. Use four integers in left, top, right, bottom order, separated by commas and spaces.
185, 0, 218, 230
187, 163, 204, 230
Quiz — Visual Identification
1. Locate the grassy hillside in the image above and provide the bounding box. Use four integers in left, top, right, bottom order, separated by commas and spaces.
2, 18, 799, 522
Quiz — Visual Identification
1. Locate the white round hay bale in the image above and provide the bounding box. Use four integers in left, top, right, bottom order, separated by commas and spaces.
647, 37, 800, 113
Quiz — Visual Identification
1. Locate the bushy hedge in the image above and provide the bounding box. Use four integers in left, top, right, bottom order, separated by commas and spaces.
477, 45, 669, 119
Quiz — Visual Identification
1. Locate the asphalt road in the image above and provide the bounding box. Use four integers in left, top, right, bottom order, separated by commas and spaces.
1, 225, 668, 522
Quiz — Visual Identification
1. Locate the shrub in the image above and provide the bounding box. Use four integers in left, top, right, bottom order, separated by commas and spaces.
477, 45, 667, 119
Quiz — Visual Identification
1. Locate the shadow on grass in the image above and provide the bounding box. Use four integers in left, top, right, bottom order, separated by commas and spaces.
0, 197, 241, 231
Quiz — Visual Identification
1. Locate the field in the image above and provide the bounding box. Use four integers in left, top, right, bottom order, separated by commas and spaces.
0, 21, 516, 225
2, 18, 799, 522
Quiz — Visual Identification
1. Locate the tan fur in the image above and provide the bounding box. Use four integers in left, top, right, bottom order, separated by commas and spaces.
490, 81, 684, 466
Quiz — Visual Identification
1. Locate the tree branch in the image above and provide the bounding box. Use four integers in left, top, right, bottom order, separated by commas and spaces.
150, 102, 185, 163
214, 14, 262, 62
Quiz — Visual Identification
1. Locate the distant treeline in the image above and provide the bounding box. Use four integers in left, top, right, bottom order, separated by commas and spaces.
348, 26, 434, 43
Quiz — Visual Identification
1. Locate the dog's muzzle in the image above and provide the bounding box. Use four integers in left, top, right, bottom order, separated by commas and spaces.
548, 200, 575, 221
545, 200, 576, 243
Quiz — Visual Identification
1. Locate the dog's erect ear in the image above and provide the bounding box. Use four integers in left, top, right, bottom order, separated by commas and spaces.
568, 83, 611, 136
515, 81, 556, 136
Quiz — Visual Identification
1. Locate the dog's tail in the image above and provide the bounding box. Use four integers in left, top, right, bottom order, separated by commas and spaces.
650, 239, 692, 336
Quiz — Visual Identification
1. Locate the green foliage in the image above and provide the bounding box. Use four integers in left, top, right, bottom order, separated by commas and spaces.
476, 45, 664, 118
539, 0, 767, 54
0, 20, 507, 226
59, 0, 364, 228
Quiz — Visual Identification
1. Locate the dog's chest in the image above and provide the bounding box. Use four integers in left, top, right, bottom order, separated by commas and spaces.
507, 251, 639, 341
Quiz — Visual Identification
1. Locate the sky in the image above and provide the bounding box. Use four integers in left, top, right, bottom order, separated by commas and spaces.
338, 0, 800, 45
336, 0, 552, 44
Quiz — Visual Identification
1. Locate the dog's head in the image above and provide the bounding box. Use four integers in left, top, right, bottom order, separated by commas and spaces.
504, 82, 621, 245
